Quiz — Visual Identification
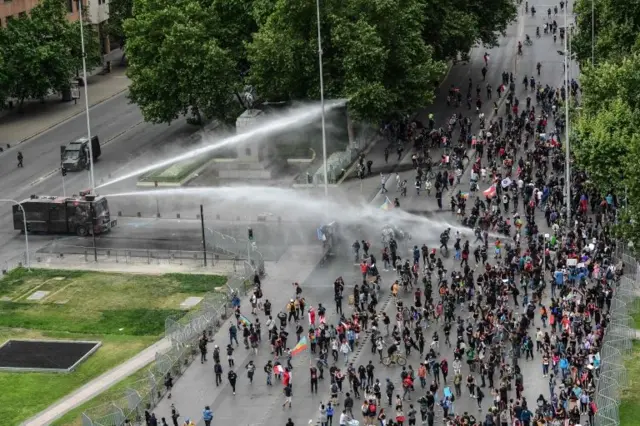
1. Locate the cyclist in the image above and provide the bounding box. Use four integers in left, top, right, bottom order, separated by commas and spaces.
387, 339, 399, 359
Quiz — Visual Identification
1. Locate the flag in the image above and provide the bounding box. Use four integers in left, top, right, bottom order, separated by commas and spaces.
274, 364, 285, 375
291, 336, 308, 356
380, 196, 394, 211
483, 185, 497, 199
460, 192, 469, 199
238, 314, 252, 327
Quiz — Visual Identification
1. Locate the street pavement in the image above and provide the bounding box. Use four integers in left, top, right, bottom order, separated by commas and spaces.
135, 3, 581, 426
3, 1, 580, 422
0, 70, 211, 266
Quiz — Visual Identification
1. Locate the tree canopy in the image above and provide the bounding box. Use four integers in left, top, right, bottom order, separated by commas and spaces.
124, 0, 246, 124
573, 0, 640, 64
123, 0, 516, 124
0, 0, 101, 108
572, 52, 640, 248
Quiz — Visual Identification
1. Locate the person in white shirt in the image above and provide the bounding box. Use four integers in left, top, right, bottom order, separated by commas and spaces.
339, 410, 351, 426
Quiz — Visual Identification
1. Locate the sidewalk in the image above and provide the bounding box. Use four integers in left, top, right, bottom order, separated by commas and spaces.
0, 49, 130, 146
22, 338, 172, 426
28, 254, 242, 276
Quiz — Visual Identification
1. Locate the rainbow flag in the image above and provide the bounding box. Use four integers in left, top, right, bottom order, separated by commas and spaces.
238, 314, 252, 328
291, 336, 308, 356
460, 192, 469, 199
380, 196, 394, 211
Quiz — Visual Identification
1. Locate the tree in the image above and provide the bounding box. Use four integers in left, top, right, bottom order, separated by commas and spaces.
0, 0, 101, 106
573, 98, 637, 194
573, 0, 640, 64
124, 0, 243, 124
0, 0, 76, 105
0, 53, 9, 108
421, 0, 517, 61
105, 0, 133, 46
572, 52, 640, 249
69, 19, 103, 74
246, 0, 447, 123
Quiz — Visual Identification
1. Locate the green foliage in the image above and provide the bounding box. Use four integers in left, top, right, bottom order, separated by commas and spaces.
573, 0, 640, 64
422, 0, 517, 60
106, 0, 133, 45
0, 0, 101, 106
573, 53, 640, 249
125, 0, 244, 124
247, 0, 448, 122
573, 98, 636, 194
123, 0, 516, 124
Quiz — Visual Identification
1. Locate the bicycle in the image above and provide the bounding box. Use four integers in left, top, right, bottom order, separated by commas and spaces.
382, 353, 407, 366
524, 38, 533, 46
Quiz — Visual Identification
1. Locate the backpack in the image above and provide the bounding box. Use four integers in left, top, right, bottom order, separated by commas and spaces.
369, 403, 377, 414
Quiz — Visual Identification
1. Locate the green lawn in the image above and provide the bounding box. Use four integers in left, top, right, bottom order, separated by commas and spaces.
620, 341, 640, 426
0, 268, 227, 425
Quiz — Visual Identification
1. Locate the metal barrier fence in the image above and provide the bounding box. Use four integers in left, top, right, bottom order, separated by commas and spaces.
594, 243, 640, 426
80, 265, 255, 426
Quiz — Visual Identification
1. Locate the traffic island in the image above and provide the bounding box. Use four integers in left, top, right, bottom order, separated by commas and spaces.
137, 156, 216, 187
0, 268, 227, 425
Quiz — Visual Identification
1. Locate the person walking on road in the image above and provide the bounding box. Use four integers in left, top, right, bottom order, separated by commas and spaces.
199, 332, 208, 363
283, 384, 293, 409
228, 369, 238, 395
17, 151, 23, 168
214, 360, 223, 386
202, 406, 213, 426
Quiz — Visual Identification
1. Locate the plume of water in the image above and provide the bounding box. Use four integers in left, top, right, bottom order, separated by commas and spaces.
96, 101, 345, 190
105, 186, 470, 243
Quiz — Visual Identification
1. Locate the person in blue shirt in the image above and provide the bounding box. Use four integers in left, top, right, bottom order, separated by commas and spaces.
203, 406, 213, 426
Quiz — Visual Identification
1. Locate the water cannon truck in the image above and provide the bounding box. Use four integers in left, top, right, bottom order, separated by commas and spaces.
13, 192, 115, 236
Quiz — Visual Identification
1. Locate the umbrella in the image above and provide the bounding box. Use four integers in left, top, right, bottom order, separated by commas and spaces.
501, 178, 512, 188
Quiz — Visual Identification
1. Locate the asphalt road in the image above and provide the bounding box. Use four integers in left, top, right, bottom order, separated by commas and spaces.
130, 2, 577, 426
0, 91, 204, 265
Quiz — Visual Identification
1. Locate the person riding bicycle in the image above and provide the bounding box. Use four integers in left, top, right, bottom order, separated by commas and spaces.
387, 340, 399, 358
525, 34, 532, 45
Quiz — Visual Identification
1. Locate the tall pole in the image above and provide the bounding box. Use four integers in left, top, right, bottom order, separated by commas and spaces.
591, 0, 595, 66
200, 205, 207, 267
77, 0, 95, 193
316, 0, 329, 198
564, 7, 571, 226
3, 200, 30, 269
90, 200, 98, 261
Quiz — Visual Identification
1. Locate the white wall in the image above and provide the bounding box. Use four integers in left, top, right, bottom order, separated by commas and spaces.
87, 0, 108, 25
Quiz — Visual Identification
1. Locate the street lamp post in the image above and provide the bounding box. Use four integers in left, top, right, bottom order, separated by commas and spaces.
564, 7, 571, 226
1, 199, 30, 268
591, 0, 595, 66
77, 0, 96, 193
315, 0, 329, 198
